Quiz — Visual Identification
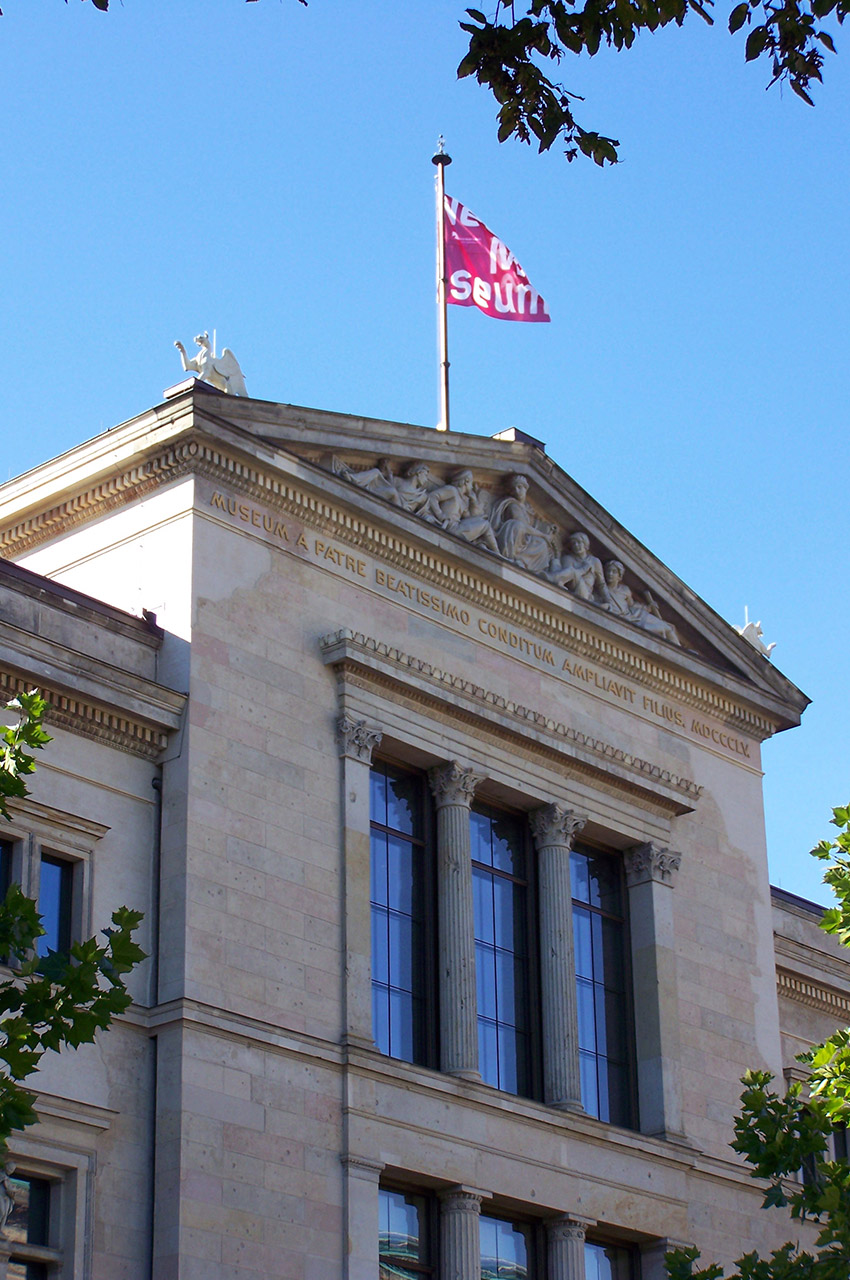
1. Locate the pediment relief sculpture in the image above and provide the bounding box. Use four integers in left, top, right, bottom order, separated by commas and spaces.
330, 457, 681, 647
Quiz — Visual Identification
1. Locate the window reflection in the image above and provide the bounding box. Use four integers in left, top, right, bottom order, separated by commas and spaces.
37, 855, 73, 961
472, 805, 531, 1097
571, 845, 633, 1127
370, 763, 432, 1066
378, 1187, 432, 1278
479, 1214, 531, 1280
584, 1240, 635, 1280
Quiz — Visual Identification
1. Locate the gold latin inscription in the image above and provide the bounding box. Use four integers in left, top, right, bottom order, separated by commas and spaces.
207, 490, 754, 760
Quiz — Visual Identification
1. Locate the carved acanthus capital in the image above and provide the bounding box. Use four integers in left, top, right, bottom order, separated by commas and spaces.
336, 714, 382, 764
546, 1214, 594, 1244
427, 761, 482, 809
529, 803, 587, 851
624, 842, 682, 887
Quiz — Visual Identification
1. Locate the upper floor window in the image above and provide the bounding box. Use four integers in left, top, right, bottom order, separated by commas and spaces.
36, 855, 74, 963
571, 844, 635, 1127
479, 1212, 534, 1280
471, 804, 535, 1098
370, 761, 435, 1066
378, 1186, 434, 1279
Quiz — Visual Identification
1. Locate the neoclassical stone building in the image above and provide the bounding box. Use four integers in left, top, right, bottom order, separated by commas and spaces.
0, 379, 845, 1280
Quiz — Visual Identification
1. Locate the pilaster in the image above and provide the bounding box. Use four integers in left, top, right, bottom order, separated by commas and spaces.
337, 714, 383, 1047
624, 842, 685, 1140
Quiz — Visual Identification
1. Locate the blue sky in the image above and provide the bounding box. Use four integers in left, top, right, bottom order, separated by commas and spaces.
2, 0, 848, 900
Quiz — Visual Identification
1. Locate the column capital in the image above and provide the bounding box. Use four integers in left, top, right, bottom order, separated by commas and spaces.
546, 1214, 594, 1244
428, 761, 482, 809
336, 713, 382, 763
624, 842, 681, 888
438, 1184, 486, 1211
530, 803, 587, 851
340, 1154, 384, 1183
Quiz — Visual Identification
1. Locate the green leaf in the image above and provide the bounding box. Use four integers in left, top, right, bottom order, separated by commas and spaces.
729, 3, 750, 31
745, 25, 769, 58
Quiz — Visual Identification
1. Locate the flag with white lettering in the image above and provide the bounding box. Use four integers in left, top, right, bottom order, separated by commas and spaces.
444, 196, 550, 323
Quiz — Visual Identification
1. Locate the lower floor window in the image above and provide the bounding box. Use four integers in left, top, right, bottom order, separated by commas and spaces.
4, 1172, 57, 1279
480, 1213, 533, 1279
585, 1239, 637, 1280
378, 1186, 433, 1278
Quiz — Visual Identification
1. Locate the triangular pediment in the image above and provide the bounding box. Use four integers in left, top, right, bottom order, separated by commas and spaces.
0, 383, 808, 734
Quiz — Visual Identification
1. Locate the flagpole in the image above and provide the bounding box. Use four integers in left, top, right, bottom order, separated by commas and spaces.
432, 138, 452, 432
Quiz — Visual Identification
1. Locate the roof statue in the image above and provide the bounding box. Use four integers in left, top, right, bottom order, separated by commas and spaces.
736, 607, 776, 659
174, 332, 248, 396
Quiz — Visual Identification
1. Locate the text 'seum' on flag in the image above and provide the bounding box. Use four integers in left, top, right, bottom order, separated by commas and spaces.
444, 197, 550, 323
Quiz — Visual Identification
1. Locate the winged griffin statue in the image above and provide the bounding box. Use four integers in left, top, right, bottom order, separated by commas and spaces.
174, 332, 248, 396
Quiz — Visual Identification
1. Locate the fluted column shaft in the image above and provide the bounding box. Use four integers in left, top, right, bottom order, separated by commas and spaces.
428, 761, 482, 1080
440, 1187, 483, 1280
547, 1215, 590, 1280
531, 804, 586, 1110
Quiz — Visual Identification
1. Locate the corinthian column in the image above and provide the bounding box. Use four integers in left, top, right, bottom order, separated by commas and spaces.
530, 803, 586, 1110
546, 1215, 591, 1280
428, 761, 482, 1080
440, 1186, 483, 1280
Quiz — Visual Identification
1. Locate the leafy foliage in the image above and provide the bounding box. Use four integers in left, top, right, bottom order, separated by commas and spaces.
666, 806, 850, 1280
43, 0, 848, 162
0, 691, 145, 1147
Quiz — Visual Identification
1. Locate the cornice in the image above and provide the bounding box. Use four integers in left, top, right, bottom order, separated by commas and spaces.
320, 627, 702, 816
776, 967, 850, 1021
0, 669, 177, 761
0, 430, 787, 737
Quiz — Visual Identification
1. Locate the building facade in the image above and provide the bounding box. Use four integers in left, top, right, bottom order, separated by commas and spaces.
0, 380, 844, 1280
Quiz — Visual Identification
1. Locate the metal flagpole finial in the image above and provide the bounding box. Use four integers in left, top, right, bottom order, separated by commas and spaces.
432, 136, 452, 167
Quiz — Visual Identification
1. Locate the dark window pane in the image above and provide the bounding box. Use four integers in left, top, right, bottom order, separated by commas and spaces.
379, 1187, 431, 1278
387, 836, 416, 914
473, 869, 494, 945
585, 1241, 634, 1280
495, 950, 520, 1027
475, 944, 498, 1019
389, 990, 415, 1062
470, 809, 492, 865
0, 841, 12, 898
491, 812, 523, 877
480, 1214, 530, 1280
370, 767, 388, 827
371, 905, 390, 985
372, 985, 390, 1056
479, 1019, 499, 1087
576, 978, 596, 1051
493, 876, 518, 950
386, 770, 418, 838
8, 1264, 48, 1280
580, 1050, 600, 1118
835, 1124, 849, 1161
371, 832, 389, 907
37, 856, 72, 959
570, 849, 590, 904
573, 907, 593, 979
497, 1025, 520, 1095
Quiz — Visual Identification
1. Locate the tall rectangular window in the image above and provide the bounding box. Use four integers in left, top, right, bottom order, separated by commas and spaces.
571, 844, 635, 1127
370, 762, 434, 1065
471, 804, 533, 1097
6, 1173, 53, 1280
37, 854, 73, 962
0, 839, 12, 900
479, 1213, 534, 1280
378, 1186, 434, 1279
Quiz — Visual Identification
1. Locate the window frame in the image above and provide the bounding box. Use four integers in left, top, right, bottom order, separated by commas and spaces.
470, 798, 542, 1101
369, 756, 439, 1071
570, 838, 639, 1129
0, 801, 107, 971
584, 1233, 641, 1280
378, 1181, 437, 1280
478, 1206, 543, 1280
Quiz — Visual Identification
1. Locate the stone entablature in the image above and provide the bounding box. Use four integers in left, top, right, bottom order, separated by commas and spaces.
320, 627, 702, 815
0, 394, 808, 743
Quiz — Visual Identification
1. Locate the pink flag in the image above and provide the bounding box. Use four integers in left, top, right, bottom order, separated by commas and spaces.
444, 196, 550, 323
